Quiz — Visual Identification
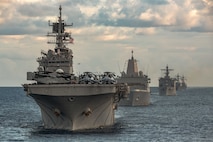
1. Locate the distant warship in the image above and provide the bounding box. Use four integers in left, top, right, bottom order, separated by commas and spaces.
176, 74, 187, 91
159, 65, 176, 96
117, 51, 151, 106
23, 6, 129, 131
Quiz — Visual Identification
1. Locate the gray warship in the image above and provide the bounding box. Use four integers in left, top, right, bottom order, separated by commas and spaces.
159, 65, 176, 96
176, 74, 187, 91
23, 6, 129, 131
117, 51, 151, 106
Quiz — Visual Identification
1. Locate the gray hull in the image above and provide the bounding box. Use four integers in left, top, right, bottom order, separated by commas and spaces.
159, 65, 176, 96
22, 6, 129, 131
119, 89, 150, 106
117, 51, 151, 106
25, 84, 120, 131
159, 87, 176, 96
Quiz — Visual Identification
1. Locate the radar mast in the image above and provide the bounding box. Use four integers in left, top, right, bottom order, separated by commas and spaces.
161, 65, 174, 77
47, 5, 73, 53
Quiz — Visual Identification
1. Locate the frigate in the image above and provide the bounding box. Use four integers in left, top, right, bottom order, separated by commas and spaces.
23, 6, 129, 131
159, 65, 176, 96
176, 74, 187, 91
117, 51, 151, 106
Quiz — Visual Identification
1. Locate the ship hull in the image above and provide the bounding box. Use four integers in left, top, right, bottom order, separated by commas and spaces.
119, 89, 150, 106
176, 84, 187, 91
25, 84, 118, 131
159, 87, 176, 96
117, 76, 151, 106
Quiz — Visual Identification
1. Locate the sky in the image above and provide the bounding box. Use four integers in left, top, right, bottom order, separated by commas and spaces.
0, 0, 212, 87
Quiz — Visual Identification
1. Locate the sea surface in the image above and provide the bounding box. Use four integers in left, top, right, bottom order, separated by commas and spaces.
0, 87, 213, 142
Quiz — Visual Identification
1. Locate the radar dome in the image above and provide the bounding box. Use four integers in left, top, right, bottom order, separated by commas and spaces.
56, 69, 64, 74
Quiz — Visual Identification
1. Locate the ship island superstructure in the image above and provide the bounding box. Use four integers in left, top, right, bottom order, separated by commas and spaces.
159, 65, 176, 96
176, 74, 187, 91
23, 6, 129, 131
117, 51, 151, 106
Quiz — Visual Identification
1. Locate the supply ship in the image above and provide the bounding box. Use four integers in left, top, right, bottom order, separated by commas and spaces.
159, 65, 176, 96
117, 51, 151, 106
23, 6, 129, 131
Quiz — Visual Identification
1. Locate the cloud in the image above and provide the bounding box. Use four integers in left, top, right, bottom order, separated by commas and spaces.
0, 35, 46, 60
1, 0, 212, 35
0, 0, 16, 24
0, 0, 212, 86
143, 0, 169, 5
135, 27, 156, 35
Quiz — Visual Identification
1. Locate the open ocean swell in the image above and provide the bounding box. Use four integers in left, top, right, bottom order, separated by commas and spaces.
0, 87, 213, 142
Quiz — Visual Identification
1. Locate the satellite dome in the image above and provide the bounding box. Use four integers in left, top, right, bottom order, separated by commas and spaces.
56, 69, 64, 74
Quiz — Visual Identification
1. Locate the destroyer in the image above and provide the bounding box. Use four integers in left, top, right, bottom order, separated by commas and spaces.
159, 65, 176, 96
176, 74, 187, 91
23, 6, 129, 131
117, 51, 151, 106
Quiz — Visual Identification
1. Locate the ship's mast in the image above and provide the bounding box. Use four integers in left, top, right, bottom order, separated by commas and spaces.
161, 65, 173, 77
47, 5, 73, 53
131, 50, 134, 59
58, 5, 63, 48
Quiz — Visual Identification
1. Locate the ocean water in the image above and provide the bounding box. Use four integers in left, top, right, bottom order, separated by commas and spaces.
0, 87, 213, 142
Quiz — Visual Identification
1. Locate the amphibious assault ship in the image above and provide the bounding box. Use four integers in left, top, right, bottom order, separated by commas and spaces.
23, 6, 129, 131
176, 74, 187, 91
159, 65, 176, 96
117, 51, 151, 106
